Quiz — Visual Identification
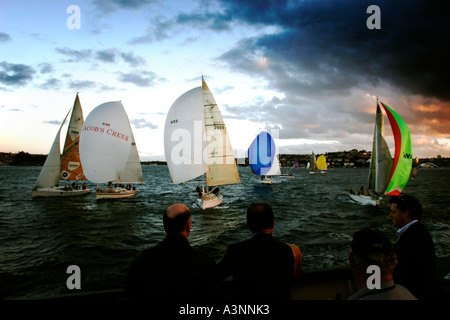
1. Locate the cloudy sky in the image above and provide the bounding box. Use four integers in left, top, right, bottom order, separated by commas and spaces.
1, 0, 449, 161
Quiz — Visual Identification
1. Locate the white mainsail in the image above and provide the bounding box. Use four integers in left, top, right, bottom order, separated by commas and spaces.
310, 151, 317, 173
203, 79, 240, 187
79, 101, 133, 184
34, 109, 70, 189
164, 86, 207, 184
164, 77, 239, 208
368, 101, 393, 194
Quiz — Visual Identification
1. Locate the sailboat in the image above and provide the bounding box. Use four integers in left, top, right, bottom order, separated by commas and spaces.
32, 93, 91, 197
317, 154, 327, 174
164, 77, 240, 209
309, 151, 318, 174
349, 98, 412, 206
281, 161, 298, 178
248, 132, 281, 184
79, 101, 143, 199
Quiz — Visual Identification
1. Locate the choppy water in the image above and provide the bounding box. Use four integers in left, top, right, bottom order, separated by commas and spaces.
0, 165, 448, 299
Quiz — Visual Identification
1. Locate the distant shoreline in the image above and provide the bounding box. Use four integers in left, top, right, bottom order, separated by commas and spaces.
1, 151, 449, 167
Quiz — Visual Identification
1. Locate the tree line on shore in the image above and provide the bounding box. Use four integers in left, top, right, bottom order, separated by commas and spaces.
1, 150, 449, 168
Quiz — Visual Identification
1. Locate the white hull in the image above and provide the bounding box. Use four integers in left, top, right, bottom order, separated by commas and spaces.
197, 193, 223, 209
261, 176, 272, 184
348, 193, 380, 206
32, 187, 91, 198
280, 174, 294, 179
96, 188, 137, 199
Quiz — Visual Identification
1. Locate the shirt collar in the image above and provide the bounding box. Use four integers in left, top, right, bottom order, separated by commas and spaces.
348, 280, 396, 300
397, 220, 418, 237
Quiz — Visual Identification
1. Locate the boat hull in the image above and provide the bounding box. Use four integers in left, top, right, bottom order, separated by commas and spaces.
348, 193, 380, 206
96, 188, 137, 199
261, 176, 272, 184
32, 187, 91, 198
198, 193, 223, 209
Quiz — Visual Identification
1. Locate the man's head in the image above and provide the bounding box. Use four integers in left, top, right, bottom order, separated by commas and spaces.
349, 228, 397, 276
163, 203, 192, 237
389, 194, 423, 228
246, 201, 275, 234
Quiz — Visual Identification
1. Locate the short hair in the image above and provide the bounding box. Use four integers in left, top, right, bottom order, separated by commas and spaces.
351, 228, 397, 274
163, 207, 191, 233
389, 194, 423, 220
246, 201, 274, 233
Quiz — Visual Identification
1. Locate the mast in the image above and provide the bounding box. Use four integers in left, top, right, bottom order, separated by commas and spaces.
368, 98, 393, 194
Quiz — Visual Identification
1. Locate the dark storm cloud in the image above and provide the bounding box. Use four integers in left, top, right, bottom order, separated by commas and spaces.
0, 61, 35, 86
216, 0, 450, 102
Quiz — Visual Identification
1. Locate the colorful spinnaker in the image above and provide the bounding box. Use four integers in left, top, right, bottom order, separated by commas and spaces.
248, 132, 277, 175
349, 98, 412, 205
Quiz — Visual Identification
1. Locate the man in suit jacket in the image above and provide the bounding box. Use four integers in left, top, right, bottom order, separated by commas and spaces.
389, 194, 439, 300
217, 201, 302, 300
123, 203, 219, 300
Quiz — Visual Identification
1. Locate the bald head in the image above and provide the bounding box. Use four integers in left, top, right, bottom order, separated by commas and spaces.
166, 203, 189, 218
163, 203, 192, 236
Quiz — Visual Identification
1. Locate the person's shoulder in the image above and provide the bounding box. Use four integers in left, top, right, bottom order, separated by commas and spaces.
406, 221, 432, 238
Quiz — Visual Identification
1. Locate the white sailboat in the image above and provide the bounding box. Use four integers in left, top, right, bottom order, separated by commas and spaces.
32, 93, 91, 197
281, 162, 298, 179
349, 98, 412, 206
261, 154, 281, 184
164, 77, 240, 209
79, 101, 143, 199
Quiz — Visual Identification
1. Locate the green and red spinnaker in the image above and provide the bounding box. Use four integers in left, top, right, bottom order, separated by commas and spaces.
379, 101, 412, 196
